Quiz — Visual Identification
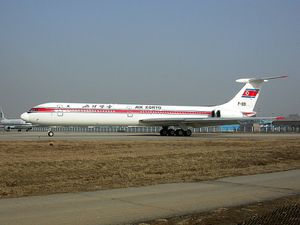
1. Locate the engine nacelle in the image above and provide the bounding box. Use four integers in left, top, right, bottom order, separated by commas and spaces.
211, 110, 243, 118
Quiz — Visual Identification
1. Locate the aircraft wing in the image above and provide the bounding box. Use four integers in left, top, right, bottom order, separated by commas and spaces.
140, 117, 281, 128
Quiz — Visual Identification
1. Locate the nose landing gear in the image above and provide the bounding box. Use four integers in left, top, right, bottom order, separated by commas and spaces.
47, 131, 54, 137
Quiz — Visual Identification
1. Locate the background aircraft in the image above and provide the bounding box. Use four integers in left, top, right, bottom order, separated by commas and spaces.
0, 107, 33, 132
21, 76, 287, 137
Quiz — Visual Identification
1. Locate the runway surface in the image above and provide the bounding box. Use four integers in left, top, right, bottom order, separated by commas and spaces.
0, 131, 299, 141
0, 170, 299, 225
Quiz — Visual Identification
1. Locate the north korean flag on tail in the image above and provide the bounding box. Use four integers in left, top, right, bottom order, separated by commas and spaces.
242, 89, 259, 98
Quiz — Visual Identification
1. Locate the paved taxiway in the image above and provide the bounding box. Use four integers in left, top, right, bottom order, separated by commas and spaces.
0, 131, 299, 141
0, 170, 299, 225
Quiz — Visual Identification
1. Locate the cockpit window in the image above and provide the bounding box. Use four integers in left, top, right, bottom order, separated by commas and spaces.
28, 108, 38, 113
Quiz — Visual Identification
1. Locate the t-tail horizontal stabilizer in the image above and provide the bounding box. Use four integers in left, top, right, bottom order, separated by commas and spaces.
236, 75, 288, 84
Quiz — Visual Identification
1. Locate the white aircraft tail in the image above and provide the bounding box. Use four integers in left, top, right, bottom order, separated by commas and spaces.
0, 107, 5, 120
220, 75, 287, 114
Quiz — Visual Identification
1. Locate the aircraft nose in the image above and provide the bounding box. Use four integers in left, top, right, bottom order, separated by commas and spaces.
21, 112, 29, 122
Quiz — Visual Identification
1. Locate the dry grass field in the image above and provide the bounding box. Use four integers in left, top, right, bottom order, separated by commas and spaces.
0, 137, 300, 198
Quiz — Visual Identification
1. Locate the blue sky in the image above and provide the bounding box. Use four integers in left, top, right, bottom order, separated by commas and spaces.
0, 0, 299, 117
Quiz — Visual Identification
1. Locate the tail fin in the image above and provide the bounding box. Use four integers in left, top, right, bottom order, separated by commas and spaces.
220, 75, 287, 114
0, 107, 5, 120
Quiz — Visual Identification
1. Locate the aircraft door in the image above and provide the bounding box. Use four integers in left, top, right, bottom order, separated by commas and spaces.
127, 106, 133, 117
57, 105, 64, 117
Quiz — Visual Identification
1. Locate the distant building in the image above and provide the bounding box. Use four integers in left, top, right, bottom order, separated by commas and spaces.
270, 113, 300, 132
220, 125, 240, 132
287, 114, 300, 120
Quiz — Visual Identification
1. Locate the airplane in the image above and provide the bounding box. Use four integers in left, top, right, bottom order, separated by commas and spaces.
20, 76, 287, 137
0, 107, 33, 132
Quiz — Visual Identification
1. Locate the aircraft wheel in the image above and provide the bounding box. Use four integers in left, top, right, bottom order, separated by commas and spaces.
48, 131, 54, 137
168, 129, 175, 136
184, 129, 192, 136
160, 129, 168, 136
176, 129, 184, 136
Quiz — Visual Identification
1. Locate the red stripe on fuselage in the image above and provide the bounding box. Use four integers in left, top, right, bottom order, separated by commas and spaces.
30, 108, 54, 112
30, 107, 212, 115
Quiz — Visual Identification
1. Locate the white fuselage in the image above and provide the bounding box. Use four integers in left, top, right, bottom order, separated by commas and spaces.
21, 102, 223, 127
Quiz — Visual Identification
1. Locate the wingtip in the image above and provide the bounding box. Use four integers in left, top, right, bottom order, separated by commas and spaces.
265, 75, 288, 80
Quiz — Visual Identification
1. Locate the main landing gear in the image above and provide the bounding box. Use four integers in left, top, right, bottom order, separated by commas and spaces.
159, 127, 192, 137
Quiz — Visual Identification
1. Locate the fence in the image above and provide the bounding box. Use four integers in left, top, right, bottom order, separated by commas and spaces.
31, 124, 300, 133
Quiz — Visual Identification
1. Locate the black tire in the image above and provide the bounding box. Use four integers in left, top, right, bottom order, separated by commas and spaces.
176, 129, 184, 136
160, 129, 168, 136
168, 129, 175, 136
48, 131, 54, 137
184, 129, 192, 136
